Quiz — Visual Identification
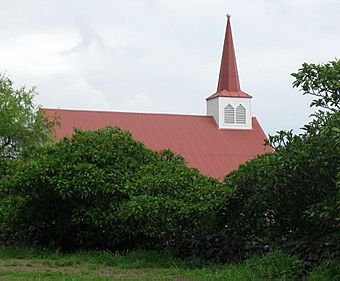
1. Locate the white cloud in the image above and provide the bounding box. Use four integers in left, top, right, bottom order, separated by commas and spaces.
0, 31, 77, 76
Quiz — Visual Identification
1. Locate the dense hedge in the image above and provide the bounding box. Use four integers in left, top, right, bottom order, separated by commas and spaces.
1, 111, 338, 249
220, 111, 340, 240
0, 127, 229, 250
1, 111, 338, 250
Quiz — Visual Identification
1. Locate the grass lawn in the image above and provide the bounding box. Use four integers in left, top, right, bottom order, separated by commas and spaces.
0, 246, 339, 280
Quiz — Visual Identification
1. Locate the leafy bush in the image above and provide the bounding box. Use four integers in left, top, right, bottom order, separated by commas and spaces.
0, 158, 18, 178
0, 126, 228, 250
0, 158, 21, 244
221, 110, 339, 240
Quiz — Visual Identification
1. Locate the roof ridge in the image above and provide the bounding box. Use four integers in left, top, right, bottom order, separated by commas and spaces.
43, 107, 209, 118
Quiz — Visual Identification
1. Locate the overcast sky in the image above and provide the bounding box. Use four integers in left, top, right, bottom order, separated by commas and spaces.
1, 0, 339, 135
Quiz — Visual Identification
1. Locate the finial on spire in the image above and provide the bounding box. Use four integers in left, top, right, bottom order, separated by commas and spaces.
226, 14, 231, 19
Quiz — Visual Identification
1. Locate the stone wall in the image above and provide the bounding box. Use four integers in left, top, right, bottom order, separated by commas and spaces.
173, 234, 340, 270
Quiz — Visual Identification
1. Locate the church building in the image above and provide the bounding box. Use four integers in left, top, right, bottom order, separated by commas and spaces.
44, 17, 272, 179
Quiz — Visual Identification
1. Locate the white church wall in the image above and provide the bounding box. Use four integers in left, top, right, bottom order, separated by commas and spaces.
207, 98, 219, 125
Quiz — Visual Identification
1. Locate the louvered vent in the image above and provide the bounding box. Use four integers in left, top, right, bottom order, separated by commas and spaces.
224, 104, 235, 124
236, 104, 246, 124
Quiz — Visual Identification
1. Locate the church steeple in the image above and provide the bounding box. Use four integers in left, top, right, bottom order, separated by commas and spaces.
217, 15, 240, 92
206, 16, 252, 130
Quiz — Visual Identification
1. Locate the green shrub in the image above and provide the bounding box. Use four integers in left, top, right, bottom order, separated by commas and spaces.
0, 126, 228, 250
0, 158, 18, 178
0, 158, 21, 244
221, 111, 339, 240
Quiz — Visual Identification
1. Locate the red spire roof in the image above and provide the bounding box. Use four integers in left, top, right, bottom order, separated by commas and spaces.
218, 15, 240, 92
207, 16, 251, 100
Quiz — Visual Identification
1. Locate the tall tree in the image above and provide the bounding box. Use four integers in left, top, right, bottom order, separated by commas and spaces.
291, 59, 340, 111
268, 59, 340, 151
0, 73, 56, 158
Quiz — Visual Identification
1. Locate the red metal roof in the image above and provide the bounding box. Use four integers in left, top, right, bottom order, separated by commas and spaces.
206, 89, 252, 100
44, 108, 272, 179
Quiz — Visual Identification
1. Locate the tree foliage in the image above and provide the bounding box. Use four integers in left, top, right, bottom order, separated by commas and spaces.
291, 59, 340, 111
0, 73, 56, 159
0, 127, 228, 250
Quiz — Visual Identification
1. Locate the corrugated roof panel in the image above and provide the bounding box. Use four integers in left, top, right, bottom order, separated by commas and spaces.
44, 108, 272, 179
